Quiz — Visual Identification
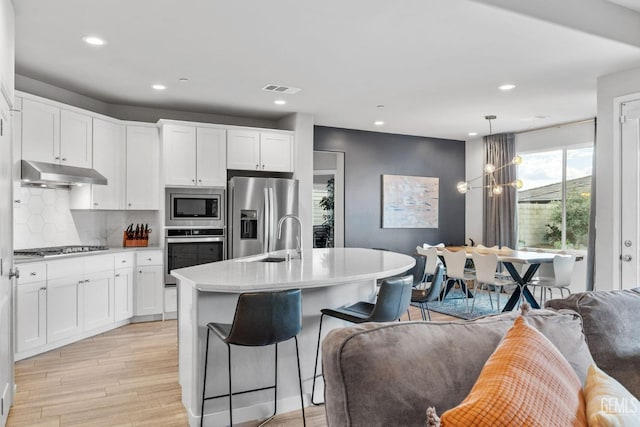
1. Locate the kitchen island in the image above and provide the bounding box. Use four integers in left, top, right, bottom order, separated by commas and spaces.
171, 247, 414, 426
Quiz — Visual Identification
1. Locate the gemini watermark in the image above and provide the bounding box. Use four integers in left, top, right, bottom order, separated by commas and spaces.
600, 397, 639, 414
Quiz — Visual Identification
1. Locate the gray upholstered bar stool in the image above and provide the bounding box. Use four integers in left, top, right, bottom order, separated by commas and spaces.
311, 275, 413, 405
200, 289, 306, 427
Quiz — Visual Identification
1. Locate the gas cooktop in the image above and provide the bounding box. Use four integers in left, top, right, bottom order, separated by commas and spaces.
14, 245, 109, 258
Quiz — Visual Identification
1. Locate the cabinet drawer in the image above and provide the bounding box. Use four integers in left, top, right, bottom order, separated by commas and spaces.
136, 251, 162, 266
114, 253, 134, 269
47, 259, 83, 280
17, 263, 46, 285
84, 255, 115, 274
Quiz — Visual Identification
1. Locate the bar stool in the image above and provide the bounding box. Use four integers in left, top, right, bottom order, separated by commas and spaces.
200, 289, 306, 427
311, 275, 413, 405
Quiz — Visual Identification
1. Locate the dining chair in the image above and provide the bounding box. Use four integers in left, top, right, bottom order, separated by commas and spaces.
415, 246, 443, 281
528, 254, 576, 305
311, 275, 413, 405
471, 252, 518, 313
408, 263, 445, 320
441, 249, 474, 310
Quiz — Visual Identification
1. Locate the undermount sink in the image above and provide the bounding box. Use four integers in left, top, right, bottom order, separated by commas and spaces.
258, 257, 287, 263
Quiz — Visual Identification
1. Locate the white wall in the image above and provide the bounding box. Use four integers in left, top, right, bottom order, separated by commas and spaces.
596, 65, 640, 290
0, 0, 14, 105
278, 113, 314, 252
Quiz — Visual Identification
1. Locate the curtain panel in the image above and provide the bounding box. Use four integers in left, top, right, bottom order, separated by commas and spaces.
482, 133, 517, 248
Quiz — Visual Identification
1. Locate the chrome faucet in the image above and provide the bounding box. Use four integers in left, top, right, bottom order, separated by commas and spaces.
276, 214, 302, 259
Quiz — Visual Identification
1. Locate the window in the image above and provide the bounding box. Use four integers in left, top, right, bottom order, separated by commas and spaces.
517, 145, 592, 251
312, 183, 329, 226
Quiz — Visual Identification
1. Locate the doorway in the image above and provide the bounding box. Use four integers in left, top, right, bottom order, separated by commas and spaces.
620, 97, 640, 289
313, 151, 344, 248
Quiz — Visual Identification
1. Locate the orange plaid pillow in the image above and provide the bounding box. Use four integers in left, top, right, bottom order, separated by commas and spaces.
440, 316, 587, 427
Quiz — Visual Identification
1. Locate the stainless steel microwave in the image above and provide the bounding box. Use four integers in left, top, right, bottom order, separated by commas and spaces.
165, 187, 225, 227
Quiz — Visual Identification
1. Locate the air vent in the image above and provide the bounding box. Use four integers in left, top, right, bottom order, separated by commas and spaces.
262, 84, 301, 94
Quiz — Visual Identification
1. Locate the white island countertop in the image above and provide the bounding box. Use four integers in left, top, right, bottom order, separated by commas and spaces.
171, 247, 415, 293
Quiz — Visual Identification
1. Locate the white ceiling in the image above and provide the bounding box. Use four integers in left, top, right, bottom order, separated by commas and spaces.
13, 0, 640, 140
607, 0, 640, 13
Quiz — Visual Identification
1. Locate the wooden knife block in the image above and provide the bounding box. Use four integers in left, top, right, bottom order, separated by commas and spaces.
123, 231, 149, 247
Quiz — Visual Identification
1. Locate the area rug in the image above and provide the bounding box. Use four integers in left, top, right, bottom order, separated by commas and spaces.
422, 291, 509, 320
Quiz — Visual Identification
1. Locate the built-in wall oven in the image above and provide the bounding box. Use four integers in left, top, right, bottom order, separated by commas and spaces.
164, 228, 225, 285
164, 187, 226, 285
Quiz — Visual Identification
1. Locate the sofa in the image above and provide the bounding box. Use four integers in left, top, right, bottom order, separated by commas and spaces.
321, 288, 640, 427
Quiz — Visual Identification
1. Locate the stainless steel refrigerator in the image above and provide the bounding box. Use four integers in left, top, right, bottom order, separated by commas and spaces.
228, 177, 299, 258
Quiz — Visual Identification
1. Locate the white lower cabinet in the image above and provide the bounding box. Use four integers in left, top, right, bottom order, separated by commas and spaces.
83, 271, 114, 331
46, 276, 83, 343
15, 281, 47, 354
135, 266, 164, 316
114, 267, 133, 322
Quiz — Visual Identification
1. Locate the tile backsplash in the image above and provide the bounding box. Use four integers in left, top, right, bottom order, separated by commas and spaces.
14, 187, 160, 249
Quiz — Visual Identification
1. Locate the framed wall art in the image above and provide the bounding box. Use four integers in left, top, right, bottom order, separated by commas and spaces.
382, 174, 439, 228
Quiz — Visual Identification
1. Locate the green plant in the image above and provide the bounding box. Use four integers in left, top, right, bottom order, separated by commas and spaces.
544, 190, 591, 248
319, 178, 334, 229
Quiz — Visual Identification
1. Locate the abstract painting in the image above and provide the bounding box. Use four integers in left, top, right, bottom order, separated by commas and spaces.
382, 174, 439, 228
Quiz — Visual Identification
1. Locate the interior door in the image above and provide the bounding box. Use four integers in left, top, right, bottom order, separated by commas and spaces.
620, 99, 640, 289
0, 97, 14, 425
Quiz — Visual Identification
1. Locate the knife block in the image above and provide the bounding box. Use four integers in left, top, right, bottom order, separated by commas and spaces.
122, 230, 149, 247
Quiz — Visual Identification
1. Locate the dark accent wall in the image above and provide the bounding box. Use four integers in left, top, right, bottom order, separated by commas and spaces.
314, 126, 466, 255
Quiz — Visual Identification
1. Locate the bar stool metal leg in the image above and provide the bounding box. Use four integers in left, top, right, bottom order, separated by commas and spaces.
311, 314, 325, 405
201, 328, 211, 427
294, 336, 307, 427
227, 343, 233, 426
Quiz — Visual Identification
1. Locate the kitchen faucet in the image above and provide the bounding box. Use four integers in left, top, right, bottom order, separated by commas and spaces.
276, 214, 302, 259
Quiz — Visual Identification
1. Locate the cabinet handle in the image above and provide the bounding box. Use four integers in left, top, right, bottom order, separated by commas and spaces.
54, 156, 60, 160
30, 272, 37, 276
128, 203, 132, 207
115, 273, 121, 278
94, 202, 99, 206
192, 179, 195, 183
39, 287, 46, 292
121, 260, 126, 263
262, 164, 265, 170
139, 270, 142, 274
256, 164, 259, 169
61, 158, 67, 161
14, 200, 21, 204
147, 258, 152, 261
198, 179, 202, 183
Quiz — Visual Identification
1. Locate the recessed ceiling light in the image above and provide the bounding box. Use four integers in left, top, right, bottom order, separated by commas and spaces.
374, 121, 385, 126
152, 84, 167, 91
274, 99, 287, 105
82, 36, 106, 46
468, 132, 478, 136
499, 84, 516, 91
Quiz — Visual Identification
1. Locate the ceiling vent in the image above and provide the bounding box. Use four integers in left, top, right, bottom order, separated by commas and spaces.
262, 84, 301, 94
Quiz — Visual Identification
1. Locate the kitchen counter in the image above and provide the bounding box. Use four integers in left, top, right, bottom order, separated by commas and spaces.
14, 246, 161, 264
173, 248, 414, 426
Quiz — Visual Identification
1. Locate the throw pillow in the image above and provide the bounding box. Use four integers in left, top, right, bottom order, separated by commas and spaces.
584, 364, 640, 426
439, 315, 587, 427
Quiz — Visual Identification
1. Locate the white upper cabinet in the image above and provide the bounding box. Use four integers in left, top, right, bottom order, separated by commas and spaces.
60, 109, 92, 168
21, 98, 60, 164
92, 118, 125, 209
21, 98, 93, 168
227, 129, 260, 171
196, 127, 226, 186
227, 129, 293, 172
260, 132, 293, 172
126, 125, 159, 210
162, 124, 226, 187
163, 124, 197, 186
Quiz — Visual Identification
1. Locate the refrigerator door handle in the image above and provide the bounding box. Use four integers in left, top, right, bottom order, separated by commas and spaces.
263, 187, 270, 253
269, 187, 276, 252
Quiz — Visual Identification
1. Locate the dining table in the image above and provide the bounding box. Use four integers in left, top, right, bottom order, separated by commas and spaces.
434, 246, 578, 311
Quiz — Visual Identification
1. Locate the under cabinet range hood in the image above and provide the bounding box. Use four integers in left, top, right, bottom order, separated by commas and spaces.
21, 160, 108, 189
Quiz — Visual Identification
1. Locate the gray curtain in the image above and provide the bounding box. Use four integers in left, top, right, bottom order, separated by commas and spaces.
586, 119, 597, 291
482, 133, 517, 248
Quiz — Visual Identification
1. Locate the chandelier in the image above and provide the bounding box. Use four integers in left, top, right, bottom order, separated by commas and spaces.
456, 115, 523, 196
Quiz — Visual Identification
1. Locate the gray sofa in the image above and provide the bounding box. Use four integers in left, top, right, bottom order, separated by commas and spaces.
321, 288, 640, 427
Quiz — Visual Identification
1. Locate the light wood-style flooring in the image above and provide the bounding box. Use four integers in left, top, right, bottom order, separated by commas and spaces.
8, 307, 455, 427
